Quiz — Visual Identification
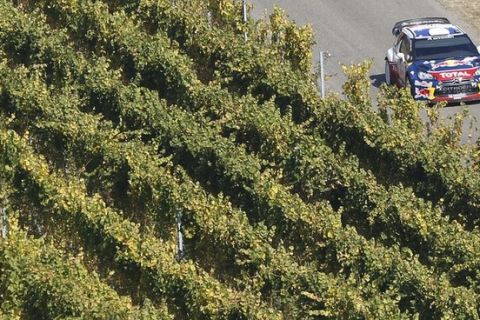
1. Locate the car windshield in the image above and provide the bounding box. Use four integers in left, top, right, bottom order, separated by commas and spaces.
413, 35, 478, 60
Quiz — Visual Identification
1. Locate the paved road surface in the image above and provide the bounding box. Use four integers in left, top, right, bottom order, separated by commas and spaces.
251, 0, 480, 141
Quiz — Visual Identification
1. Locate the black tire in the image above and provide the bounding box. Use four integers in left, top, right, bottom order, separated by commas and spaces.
384, 60, 392, 85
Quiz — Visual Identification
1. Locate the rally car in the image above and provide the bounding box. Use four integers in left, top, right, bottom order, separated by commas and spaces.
385, 17, 480, 102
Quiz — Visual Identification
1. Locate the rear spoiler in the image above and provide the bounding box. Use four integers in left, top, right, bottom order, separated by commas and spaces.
392, 17, 450, 36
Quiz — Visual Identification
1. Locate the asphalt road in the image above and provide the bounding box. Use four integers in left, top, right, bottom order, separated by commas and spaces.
251, 0, 480, 141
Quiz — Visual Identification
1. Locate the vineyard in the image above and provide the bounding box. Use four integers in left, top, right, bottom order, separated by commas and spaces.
1, 0, 480, 318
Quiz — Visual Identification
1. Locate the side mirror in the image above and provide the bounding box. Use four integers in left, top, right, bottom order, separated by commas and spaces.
477, 45, 480, 54
397, 52, 405, 62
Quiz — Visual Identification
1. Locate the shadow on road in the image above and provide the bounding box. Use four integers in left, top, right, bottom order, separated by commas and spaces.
369, 74, 386, 88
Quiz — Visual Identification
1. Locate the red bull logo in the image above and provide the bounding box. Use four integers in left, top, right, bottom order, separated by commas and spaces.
433, 60, 462, 69
430, 57, 477, 70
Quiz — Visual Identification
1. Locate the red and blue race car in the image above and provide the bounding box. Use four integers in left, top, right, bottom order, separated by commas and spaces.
385, 17, 480, 102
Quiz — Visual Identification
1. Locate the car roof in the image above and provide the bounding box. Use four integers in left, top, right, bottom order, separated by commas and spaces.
402, 23, 465, 40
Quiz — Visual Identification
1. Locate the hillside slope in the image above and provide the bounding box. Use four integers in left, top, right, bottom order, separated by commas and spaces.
1, 0, 480, 318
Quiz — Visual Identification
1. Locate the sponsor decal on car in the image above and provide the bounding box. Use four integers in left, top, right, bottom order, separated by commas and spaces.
430, 68, 476, 81
415, 87, 435, 100
427, 57, 477, 70
414, 80, 433, 87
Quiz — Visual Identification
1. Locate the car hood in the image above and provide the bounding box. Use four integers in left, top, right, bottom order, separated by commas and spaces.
410, 56, 480, 81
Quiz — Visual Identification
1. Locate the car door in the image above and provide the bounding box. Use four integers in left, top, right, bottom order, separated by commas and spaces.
395, 34, 412, 87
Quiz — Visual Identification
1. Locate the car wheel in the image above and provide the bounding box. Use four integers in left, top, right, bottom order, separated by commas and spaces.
384, 60, 392, 85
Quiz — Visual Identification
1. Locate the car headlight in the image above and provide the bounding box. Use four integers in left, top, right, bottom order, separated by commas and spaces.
418, 71, 433, 80
475, 68, 480, 76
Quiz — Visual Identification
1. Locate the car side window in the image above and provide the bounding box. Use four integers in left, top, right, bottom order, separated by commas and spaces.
394, 34, 404, 52
395, 34, 412, 61
399, 38, 411, 55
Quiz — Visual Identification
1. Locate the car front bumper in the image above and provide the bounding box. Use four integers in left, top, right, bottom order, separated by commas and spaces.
413, 81, 480, 102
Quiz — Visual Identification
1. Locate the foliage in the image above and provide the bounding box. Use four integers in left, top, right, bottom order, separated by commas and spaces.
1, 0, 480, 318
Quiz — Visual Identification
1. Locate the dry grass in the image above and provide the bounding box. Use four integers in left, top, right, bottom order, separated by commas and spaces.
438, 0, 480, 32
